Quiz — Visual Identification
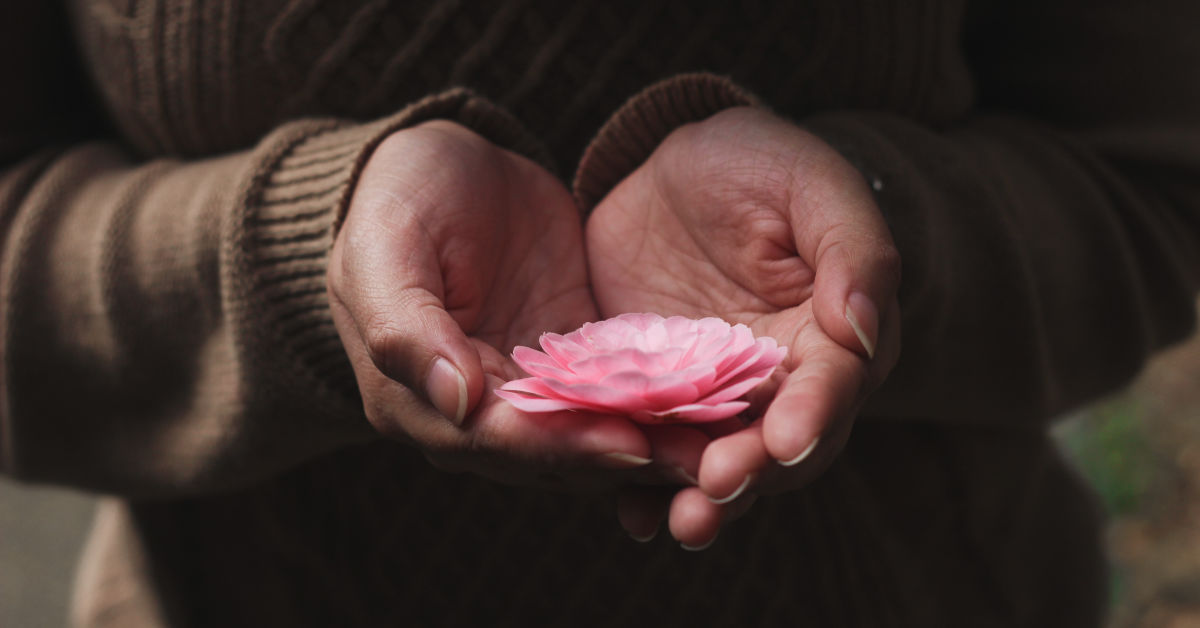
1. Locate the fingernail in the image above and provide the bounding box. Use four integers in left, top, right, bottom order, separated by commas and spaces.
779, 437, 820, 467
707, 473, 754, 505
845, 292, 877, 359
601, 452, 654, 468
681, 536, 716, 552
426, 357, 468, 425
629, 529, 657, 543
668, 465, 699, 485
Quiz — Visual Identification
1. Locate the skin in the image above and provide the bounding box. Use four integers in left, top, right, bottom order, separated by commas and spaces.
329, 109, 901, 549
586, 108, 902, 547
328, 120, 706, 489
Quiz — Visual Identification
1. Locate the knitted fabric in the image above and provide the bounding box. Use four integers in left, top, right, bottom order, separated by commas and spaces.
2, 1, 1198, 626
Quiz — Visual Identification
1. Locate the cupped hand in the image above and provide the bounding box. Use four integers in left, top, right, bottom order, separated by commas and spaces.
586, 108, 902, 546
329, 120, 685, 489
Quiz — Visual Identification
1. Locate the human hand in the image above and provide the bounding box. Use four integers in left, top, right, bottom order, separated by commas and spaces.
329, 120, 677, 489
586, 108, 902, 546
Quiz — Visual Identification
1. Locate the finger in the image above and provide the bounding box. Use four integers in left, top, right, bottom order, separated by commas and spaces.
461, 374, 654, 472
361, 363, 655, 488
812, 235, 900, 362
762, 336, 865, 467
667, 487, 726, 551
787, 144, 901, 360
639, 425, 711, 485
617, 486, 671, 542
695, 417, 750, 440
329, 296, 455, 445
330, 198, 484, 426
697, 422, 769, 504
473, 339, 525, 382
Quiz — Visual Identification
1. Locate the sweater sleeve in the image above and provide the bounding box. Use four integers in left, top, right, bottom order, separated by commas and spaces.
0, 89, 546, 496
574, 5, 1200, 427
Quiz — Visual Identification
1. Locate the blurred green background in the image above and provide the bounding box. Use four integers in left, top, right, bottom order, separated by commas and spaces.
3, 333, 1199, 627
1054, 333, 1200, 628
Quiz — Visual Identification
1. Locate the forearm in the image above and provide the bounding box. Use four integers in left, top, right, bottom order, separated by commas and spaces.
0, 90, 543, 495
576, 73, 1199, 427
806, 112, 1200, 424
0, 122, 364, 495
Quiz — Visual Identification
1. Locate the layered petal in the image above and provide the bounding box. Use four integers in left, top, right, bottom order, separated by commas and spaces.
511, 345, 575, 380
635, 401, 750, 423
496, 313, 786, 424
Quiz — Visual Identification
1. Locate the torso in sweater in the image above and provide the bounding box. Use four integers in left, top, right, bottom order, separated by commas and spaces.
71, 0, 973, 164
59, 2, 1120, 626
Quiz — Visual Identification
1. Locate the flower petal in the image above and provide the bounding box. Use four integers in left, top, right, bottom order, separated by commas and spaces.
566, 352, 638, 382
512, 346, 574, 379
597, 370, 701, 410
662, 315, 700, 346
712, 338, 785, 388
577, 317, 638, 352
640, 317, 671, 352
682, 321, 747, 367
495, 314, 785, 423
494, 389, 595, 413
634, 401, 750, 423
540, 378, 648, 413
540, 332, 592, 365
497, 376, 560, 398
671, 362, 718, 393
498, 378, 635, 414
696, 365, 778, 404
567, 348, 686, 380
615, 312, 663, 330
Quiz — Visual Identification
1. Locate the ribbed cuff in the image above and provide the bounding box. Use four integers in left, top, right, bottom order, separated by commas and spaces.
573, 73, 758, 213
233, 89, 547, 406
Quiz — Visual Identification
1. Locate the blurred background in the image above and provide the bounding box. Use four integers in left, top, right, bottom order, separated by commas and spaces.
1055, 329, 1200, 627
3, 330, 1199, 627
0, 478, 94, 627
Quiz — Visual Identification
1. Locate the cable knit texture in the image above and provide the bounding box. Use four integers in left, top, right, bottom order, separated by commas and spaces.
0, 0, 1197, 626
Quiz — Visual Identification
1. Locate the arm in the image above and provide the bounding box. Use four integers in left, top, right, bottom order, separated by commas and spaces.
577, 4, 1200, 429
808, 110, 1199, 424
805, 0, 1200, 424
0, 85, 549, 495
579, 1, 1200, 546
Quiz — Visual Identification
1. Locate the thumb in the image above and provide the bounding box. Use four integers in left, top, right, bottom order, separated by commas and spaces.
789, 144, 900, 360
329, 210, 484, 426
812, 232, 901, 361
360, 286, 483, 427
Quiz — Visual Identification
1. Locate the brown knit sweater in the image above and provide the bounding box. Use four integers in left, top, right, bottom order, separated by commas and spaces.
3, 1, 1198, 626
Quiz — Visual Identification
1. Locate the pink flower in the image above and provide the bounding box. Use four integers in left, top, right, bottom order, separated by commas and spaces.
496, 313, 786, 423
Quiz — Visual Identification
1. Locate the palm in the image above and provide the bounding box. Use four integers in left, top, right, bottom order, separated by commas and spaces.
584, 108, 902, 546
366, 121, 597, 372
586, 120, 825, 403
452, 171, 596, 364
331, 121, 664, 491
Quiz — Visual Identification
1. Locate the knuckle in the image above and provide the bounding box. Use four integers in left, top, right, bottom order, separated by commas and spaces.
363, 319, 415, 379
